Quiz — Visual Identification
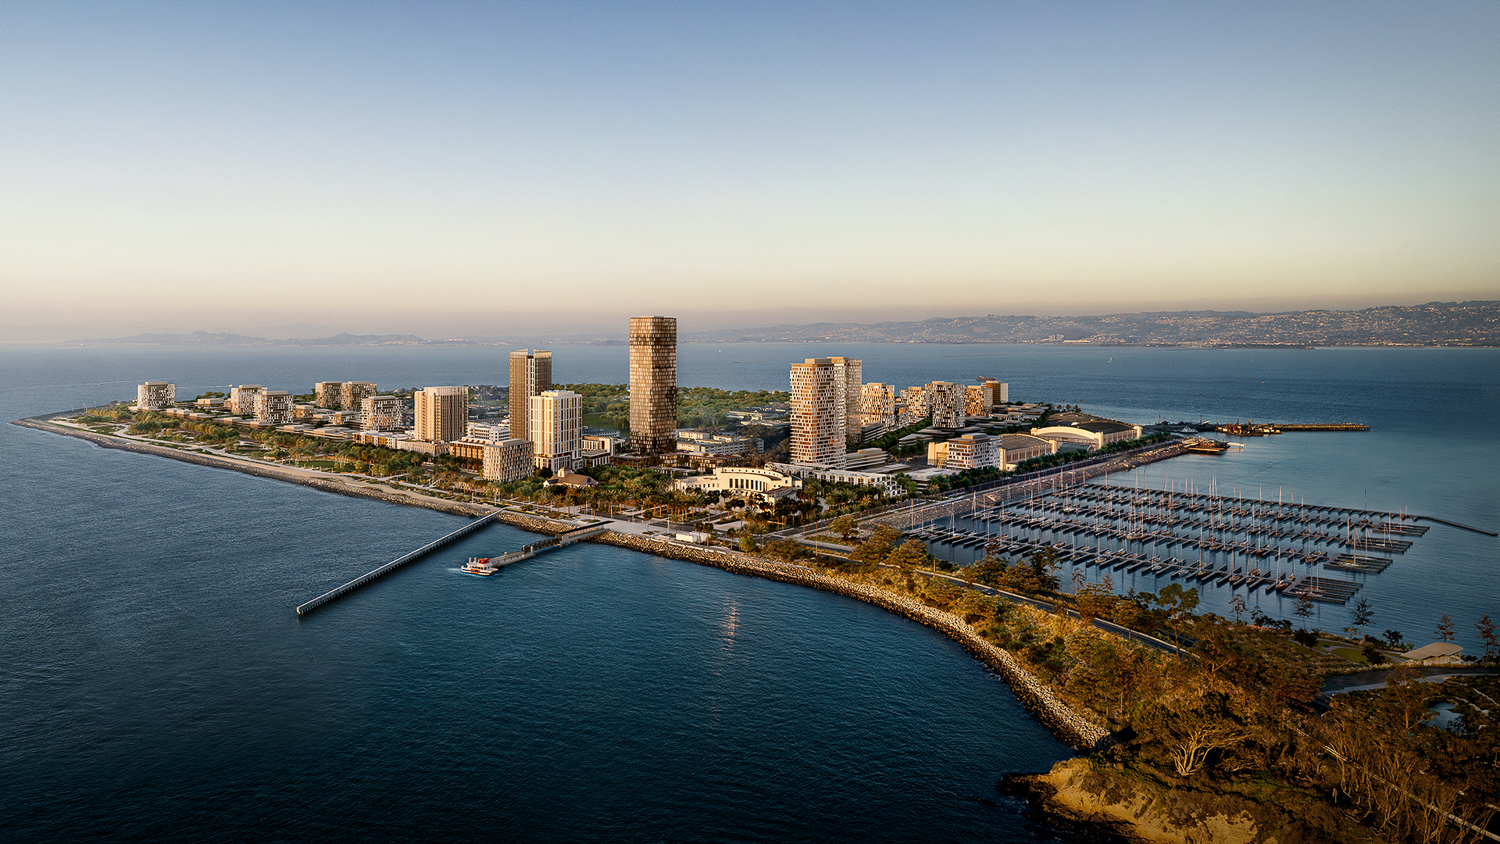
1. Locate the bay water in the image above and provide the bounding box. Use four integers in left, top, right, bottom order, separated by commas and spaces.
1, 342, 1495, 841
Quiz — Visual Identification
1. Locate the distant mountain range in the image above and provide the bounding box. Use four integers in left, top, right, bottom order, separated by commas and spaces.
65, 330, 437, 346
683, 301, 1500, 347
62, 301, 1500, 348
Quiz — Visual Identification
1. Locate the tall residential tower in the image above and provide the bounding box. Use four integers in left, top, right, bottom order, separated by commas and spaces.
508, 350, 552, 442
415, 386, 468, 443
628, 316, 677, 454
790, 358, 848, 464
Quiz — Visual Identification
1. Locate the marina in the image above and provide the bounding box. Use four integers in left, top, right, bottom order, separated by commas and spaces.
908, 479, 1466, 605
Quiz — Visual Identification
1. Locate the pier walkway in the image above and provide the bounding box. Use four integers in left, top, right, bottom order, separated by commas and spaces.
296, 512, 500, 616
462, 524, 609, 574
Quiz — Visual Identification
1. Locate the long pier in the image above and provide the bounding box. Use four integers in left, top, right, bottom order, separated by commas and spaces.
296, 512, 500, 616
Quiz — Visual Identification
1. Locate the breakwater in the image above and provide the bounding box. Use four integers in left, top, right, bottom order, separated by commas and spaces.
12, 416, 492, 517
594, 531, 1112, 751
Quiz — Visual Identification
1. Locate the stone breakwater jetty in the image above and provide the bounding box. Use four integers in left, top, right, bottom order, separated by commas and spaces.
596, 531, 1112, 751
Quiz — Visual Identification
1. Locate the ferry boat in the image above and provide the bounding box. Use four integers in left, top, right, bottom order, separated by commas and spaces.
461, 557, 495, 576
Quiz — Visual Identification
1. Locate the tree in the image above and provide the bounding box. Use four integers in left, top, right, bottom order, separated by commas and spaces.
830, 515, 858, 543
1227, 594, 1248, 625
1293, 591, 1315, 631
1382, 629, 1404, 650
886, 539, 931, 570
1154, 584, 1200, 657
1351, 597, 1374, 640
1436, 613, 1456, 643
1477, 614, 1499, 661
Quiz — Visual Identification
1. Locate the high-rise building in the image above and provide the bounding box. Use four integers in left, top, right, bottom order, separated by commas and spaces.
415, 386, 468, 443
790, 358, 848, 464
136, 381, 175, 411
229, 385, 264, 417
628, 316, 677, 454
927, 381, 965, 428
530, 390, 582, 472
828, 356, 863, 446
508, 350, 552, 446
341, 381, 377, 412
360, 395, 404, 431
313, 381, 341, 408
254, 390, 293, 425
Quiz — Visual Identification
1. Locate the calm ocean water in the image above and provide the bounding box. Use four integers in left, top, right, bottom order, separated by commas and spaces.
1, 342, 1496, 841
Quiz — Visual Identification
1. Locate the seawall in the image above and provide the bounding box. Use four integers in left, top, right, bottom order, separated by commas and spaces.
11, 416, 492, 517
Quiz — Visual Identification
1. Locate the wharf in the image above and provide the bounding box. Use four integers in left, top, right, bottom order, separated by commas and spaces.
463, 524, 608, 574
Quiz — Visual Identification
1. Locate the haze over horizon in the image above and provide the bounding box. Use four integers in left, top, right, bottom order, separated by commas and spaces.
3, 1, 1497, 342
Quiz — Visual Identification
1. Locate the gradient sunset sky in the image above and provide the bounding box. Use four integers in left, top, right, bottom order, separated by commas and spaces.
2, 1, 1496, 340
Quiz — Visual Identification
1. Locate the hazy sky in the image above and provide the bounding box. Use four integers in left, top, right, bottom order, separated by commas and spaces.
2, 1, 1497, 340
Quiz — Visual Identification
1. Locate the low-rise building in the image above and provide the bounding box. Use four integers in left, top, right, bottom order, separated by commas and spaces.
674, 466, 801, 504
676, 430, 760, 456
1031, 419, 1143, 450
928, 433, 1001, 470
136, 381, 175, 411
996, 433, 1059, 469
768, 462, 903, 497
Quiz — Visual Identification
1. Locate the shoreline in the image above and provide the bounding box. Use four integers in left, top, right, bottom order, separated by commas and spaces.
14, 410, 1110, 752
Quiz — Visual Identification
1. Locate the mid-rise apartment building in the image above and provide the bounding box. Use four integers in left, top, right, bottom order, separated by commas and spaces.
229, 385, 264, 417
415, 386, 468, 443
254, 390, 294, 425
341, 381, 377, 412
628, 316, 677, 454
314, 381, 342, 408
360, 395, 404, 431
136, 381, 175, 411
901, 386, 928, 422
482, 438, 534, 483
508, 350, 552, 446
926, 381, 965, 428
530, 390, 582, 473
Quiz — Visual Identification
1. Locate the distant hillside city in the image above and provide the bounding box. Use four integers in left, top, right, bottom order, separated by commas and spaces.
685, 301, 1500, 347
66, 300, 1500, 347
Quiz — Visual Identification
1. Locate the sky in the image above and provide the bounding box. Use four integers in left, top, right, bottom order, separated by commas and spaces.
2, 1, 1497, 341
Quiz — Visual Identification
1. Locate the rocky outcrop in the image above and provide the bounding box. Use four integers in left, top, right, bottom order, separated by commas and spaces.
1001, 758, 1378, 844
